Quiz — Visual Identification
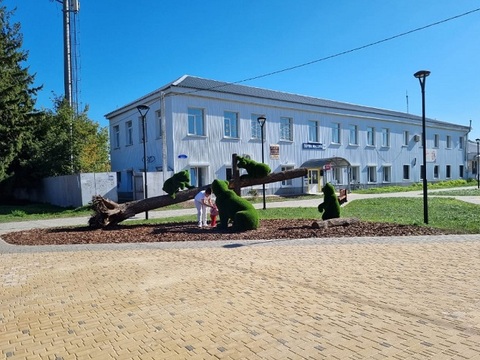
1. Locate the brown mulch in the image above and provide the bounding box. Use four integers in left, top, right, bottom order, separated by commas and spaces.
2, 219, 459, 246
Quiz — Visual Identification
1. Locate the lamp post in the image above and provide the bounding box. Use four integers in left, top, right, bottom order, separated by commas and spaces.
476, 138, 480, 189
137, 104, 150, 219
257, 116, 267, 210
414, 70, 430, 224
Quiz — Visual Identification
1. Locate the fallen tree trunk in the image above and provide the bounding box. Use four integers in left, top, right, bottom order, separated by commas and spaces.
89, 167, 308, 228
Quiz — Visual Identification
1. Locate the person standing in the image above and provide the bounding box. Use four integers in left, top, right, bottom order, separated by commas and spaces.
194, 187, 213, 228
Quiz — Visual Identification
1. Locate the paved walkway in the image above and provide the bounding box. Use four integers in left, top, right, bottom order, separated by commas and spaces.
1, 189, 480, 359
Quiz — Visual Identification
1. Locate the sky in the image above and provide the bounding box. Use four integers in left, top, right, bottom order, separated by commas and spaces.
4, 1, 480, 141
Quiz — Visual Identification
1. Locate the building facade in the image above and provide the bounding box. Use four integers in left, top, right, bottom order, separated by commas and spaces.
106, 75, 471, 199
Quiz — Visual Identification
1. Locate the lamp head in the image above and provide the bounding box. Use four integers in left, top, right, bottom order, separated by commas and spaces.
414, 70, 431, 79
257, 116, 266, 127
136, 104, 150, 117
476, 138, 480, 143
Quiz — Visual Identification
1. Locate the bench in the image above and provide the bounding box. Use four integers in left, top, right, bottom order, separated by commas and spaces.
338, 189, 348, 205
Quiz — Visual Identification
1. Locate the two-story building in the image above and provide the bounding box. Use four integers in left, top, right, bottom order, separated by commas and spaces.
106, 75, 470, 200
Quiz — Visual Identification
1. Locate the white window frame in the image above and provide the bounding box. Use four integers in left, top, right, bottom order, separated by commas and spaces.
126, 120, 133, 146
224, 111, 239, 138
433, 165, 439, 179
446, 165, 451, 179
446, 135, 452, 149
280, 117, 293, 141
381, 128, 390, 147
403, 130, 409, 146
403, 164, 410, 180
349, 124, 358, 145
459, 136, 464, 150
434, 134, 439, 148
112, 125, 120, 149
383, 166, 391, 183
331, 123, 340, 144
281, 165, 294, 186
350, 166, 360, 184
251, 114, 263, 140
367, 166, 377, 183
367, 127, 375, 146
156, 110, 162, 139
188, 108, 205, 136
308, 120, 319, 143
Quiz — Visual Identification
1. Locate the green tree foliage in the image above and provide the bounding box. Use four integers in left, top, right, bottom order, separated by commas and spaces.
0, 3, 41, 185
0, 2, 110, 198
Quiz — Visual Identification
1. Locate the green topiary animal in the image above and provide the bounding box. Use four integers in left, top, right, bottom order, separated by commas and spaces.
162, 170, 194, 198
237, 155, 271, 179
317, 182, 341, 220
211, 179, 259, 231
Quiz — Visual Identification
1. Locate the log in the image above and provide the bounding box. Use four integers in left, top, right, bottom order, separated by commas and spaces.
89, 167, 308, 228
311, 217, 360, 229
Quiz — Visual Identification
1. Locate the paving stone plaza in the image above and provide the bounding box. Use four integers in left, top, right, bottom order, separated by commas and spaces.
1, 234, 480, 359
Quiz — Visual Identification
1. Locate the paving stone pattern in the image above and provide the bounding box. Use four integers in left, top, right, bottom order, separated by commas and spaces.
1, 237, 480, 359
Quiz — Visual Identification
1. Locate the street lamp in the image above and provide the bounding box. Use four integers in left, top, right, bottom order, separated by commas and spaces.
137, 104, 150, 220
257, 116, 267, 210
476, 138, 480, 189
414, 70, 431, 224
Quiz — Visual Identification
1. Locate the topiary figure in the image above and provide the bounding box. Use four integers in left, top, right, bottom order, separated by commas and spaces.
211, 179, 259, 231
237, 155, 271, 179
162, 170, 194, 198
317, 182, 341, 220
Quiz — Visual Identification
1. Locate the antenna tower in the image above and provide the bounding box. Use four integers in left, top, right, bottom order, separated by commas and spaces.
56, 0, 80, 114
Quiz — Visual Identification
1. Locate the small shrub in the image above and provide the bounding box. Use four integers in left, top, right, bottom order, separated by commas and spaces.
11, 210, 26, 217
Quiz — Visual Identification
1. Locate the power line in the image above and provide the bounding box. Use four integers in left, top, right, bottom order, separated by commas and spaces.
178, 7, 480, 95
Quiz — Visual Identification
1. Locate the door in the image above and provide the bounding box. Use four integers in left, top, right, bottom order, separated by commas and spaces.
307, 169, 321, 194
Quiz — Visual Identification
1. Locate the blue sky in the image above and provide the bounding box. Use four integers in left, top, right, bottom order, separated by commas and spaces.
5, 1, 480, 141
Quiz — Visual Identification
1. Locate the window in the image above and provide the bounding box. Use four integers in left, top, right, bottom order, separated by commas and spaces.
156, 110, 162, 138
125, 121, 133, 146
367, 166, 377, 183
383, 166, 391, 183
280, 117, 293, 141
446, 165, 451, 178
226, 168, 233, 181
188, 108, 204, 136
349, 124, 358, 145
434, 165, 439, 179
434, 134, 439, 148
112, 125, 120, 149
367, 127, 375, 146
459, 136, 464, 149
403, 165, 410, 180
251, 114, 263, 139
138, 116, 147, 143
420, 165, 424, 180
350, 166, 360, 184
332, 167, 342, 184
224, 111, 238, 138
446, 135, 452, 148
381, 128, 390, 147
459, 165, 464, 178
403, 130, 409, 146
190, 166, 207, 187
308, 120, 319, 143
332, 123, 340, 144
281, 165, 294, 186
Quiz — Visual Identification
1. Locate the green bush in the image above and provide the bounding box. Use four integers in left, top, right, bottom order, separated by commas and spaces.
211, 179, 259, 231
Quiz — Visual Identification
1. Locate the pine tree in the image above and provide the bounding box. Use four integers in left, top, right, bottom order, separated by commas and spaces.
0, 2, 41, 186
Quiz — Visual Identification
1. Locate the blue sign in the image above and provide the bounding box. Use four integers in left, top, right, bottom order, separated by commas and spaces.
302, 143, 323, 150
178, 154, 188, 159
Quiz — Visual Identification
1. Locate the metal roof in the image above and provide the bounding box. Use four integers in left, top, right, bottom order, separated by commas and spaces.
105, 75, 469, 131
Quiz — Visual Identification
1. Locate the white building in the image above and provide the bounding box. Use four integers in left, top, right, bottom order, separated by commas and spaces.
106, 75, 471, 200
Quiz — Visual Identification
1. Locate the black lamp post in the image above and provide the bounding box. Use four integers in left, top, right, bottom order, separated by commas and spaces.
257, 116, 267, 210
476, 138, 480, 189
137, 104, 150, 220
414, 70, 430, 224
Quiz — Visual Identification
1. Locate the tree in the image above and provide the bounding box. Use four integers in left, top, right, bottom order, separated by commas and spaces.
89, 168, 308, 228
0, 2, 41, 187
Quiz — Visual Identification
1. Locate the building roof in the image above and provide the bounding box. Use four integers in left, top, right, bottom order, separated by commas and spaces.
105, 75, 469, 131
